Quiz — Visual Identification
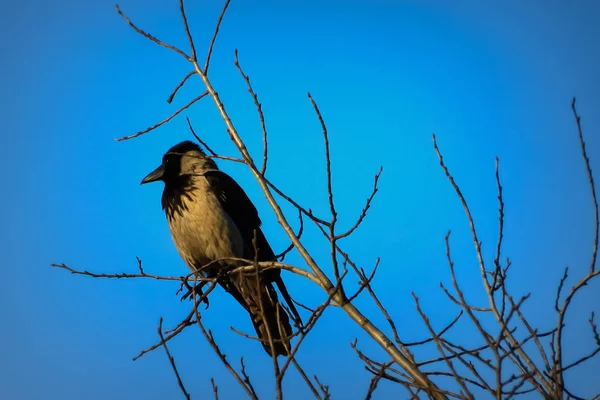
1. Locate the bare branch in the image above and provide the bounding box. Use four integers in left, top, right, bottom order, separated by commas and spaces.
313, 375, 331, 400
571, 97, 599, 274
234, 49, 270, 175
404, 311, 463, 347
210, 378, 219, 400
290, 358, 323, 400
116, 92, 208, 141
192, 289, 259, 400
276, 209, 304, 261
51, 262, 196, 282
168, 71, 196, 104
434, 136, 553, 397
239, 358, 258, 398
347, 258, 380, 303
510, 297, 552, 374
204, 0, 231, 75
336, 167, 383, 240
134, 310, 195, 361
492, 157, 505, 292
559, 312, 600, 372
187, 117, 217, 156
413, 293, 474, 398
554, 267, 569, 313
158, 317, 191, 400
178, 0, 197, 62
364, 361, 393, 400
308, 93, 343, 289
116, 4, 191, 61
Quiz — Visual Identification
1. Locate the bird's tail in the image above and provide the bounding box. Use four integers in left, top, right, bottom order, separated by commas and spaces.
230, 271, 293, 357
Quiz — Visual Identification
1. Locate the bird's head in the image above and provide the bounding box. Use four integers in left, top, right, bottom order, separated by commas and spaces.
140, 140, 217, 185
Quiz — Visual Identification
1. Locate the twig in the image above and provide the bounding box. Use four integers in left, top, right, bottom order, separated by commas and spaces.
403, 311, 463, 347
178, 0, 197, 61
492, 157, 505, 292
158, 317, 191, 399
204, 0, 231, 75
336, 167, 383, 240
308, 92, 343, 289
347, 259, 380, 303
291, 358, 323, 400
249, 233, 281, 399
234, 49, 269, 175
116, 4, 191, 61
510, 297, 552, 374
413, 293, 474, 398
239, 358, 258, 398
210, 378, 219, 400
275, 209, 304, 261
571, 97, 598, 274
134, 308, 195, 361
434, 136, 552, 397
559, 312, 600, 372
186, 117, 217, 156
116, 92, 209, 141
168, 71, 196, 104
51, 263, 198, 282
278, 271, 349, 391
554, 267, 569, 312
364, 361, 393, 400
192, 289, 259, 400
313, 375, 331, 400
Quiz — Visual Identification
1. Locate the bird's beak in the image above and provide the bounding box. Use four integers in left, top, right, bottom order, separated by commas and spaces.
141, 164, 165, 185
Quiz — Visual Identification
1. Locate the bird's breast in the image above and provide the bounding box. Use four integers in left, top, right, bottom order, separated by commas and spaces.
166, 180, 244, 275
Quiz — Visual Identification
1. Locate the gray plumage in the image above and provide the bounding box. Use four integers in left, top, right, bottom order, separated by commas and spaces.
141, 140, 300, 357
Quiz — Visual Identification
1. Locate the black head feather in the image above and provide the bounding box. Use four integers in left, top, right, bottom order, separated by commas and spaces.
160, 141, 215, 220
164, 140, 204, 158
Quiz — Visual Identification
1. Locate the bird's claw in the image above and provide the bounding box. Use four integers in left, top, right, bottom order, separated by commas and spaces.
180, 283, 210, 309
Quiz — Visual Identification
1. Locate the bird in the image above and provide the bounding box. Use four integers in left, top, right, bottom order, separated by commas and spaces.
141, 140, 301, 357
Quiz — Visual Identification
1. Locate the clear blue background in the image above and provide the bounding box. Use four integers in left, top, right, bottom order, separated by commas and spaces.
1, 0, 599, 398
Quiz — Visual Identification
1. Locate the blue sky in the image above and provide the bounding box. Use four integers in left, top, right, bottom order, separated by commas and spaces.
1, 0, 599, 398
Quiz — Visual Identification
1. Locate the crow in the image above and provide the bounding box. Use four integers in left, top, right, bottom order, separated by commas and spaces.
141, 140, 301, 356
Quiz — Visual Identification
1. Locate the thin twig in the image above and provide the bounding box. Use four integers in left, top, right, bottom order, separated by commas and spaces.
413, 293, 474, 398
210, 378, 219, 400
492, 157, 505, 292
403, 311, 463, 347
234, 49, 270, 175
51, 263, 197, 282
308, 92, 343, 289
204, 0, 231, 75
192, 288, 259, 400
116, 92, 209, 141
275, 209, 304, 261
168, 71, 196, 104
179, 0, 197, 61
158, 317, 191, 400
186, 117, 217, 156
116, 5, 191, 61
291, 358, 323, 400
336, 167, 383, 240
434, 136, 552, 396
571, 97, 598, 274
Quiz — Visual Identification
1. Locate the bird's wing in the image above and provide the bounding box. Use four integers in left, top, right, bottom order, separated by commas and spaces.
203, 170, 302, 326
203, 169, 273, 260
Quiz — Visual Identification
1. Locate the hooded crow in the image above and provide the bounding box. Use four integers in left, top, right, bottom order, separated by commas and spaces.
141, 140, 301, 356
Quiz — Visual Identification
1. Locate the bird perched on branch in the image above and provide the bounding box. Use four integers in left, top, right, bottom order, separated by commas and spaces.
141, 140, 301, 357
